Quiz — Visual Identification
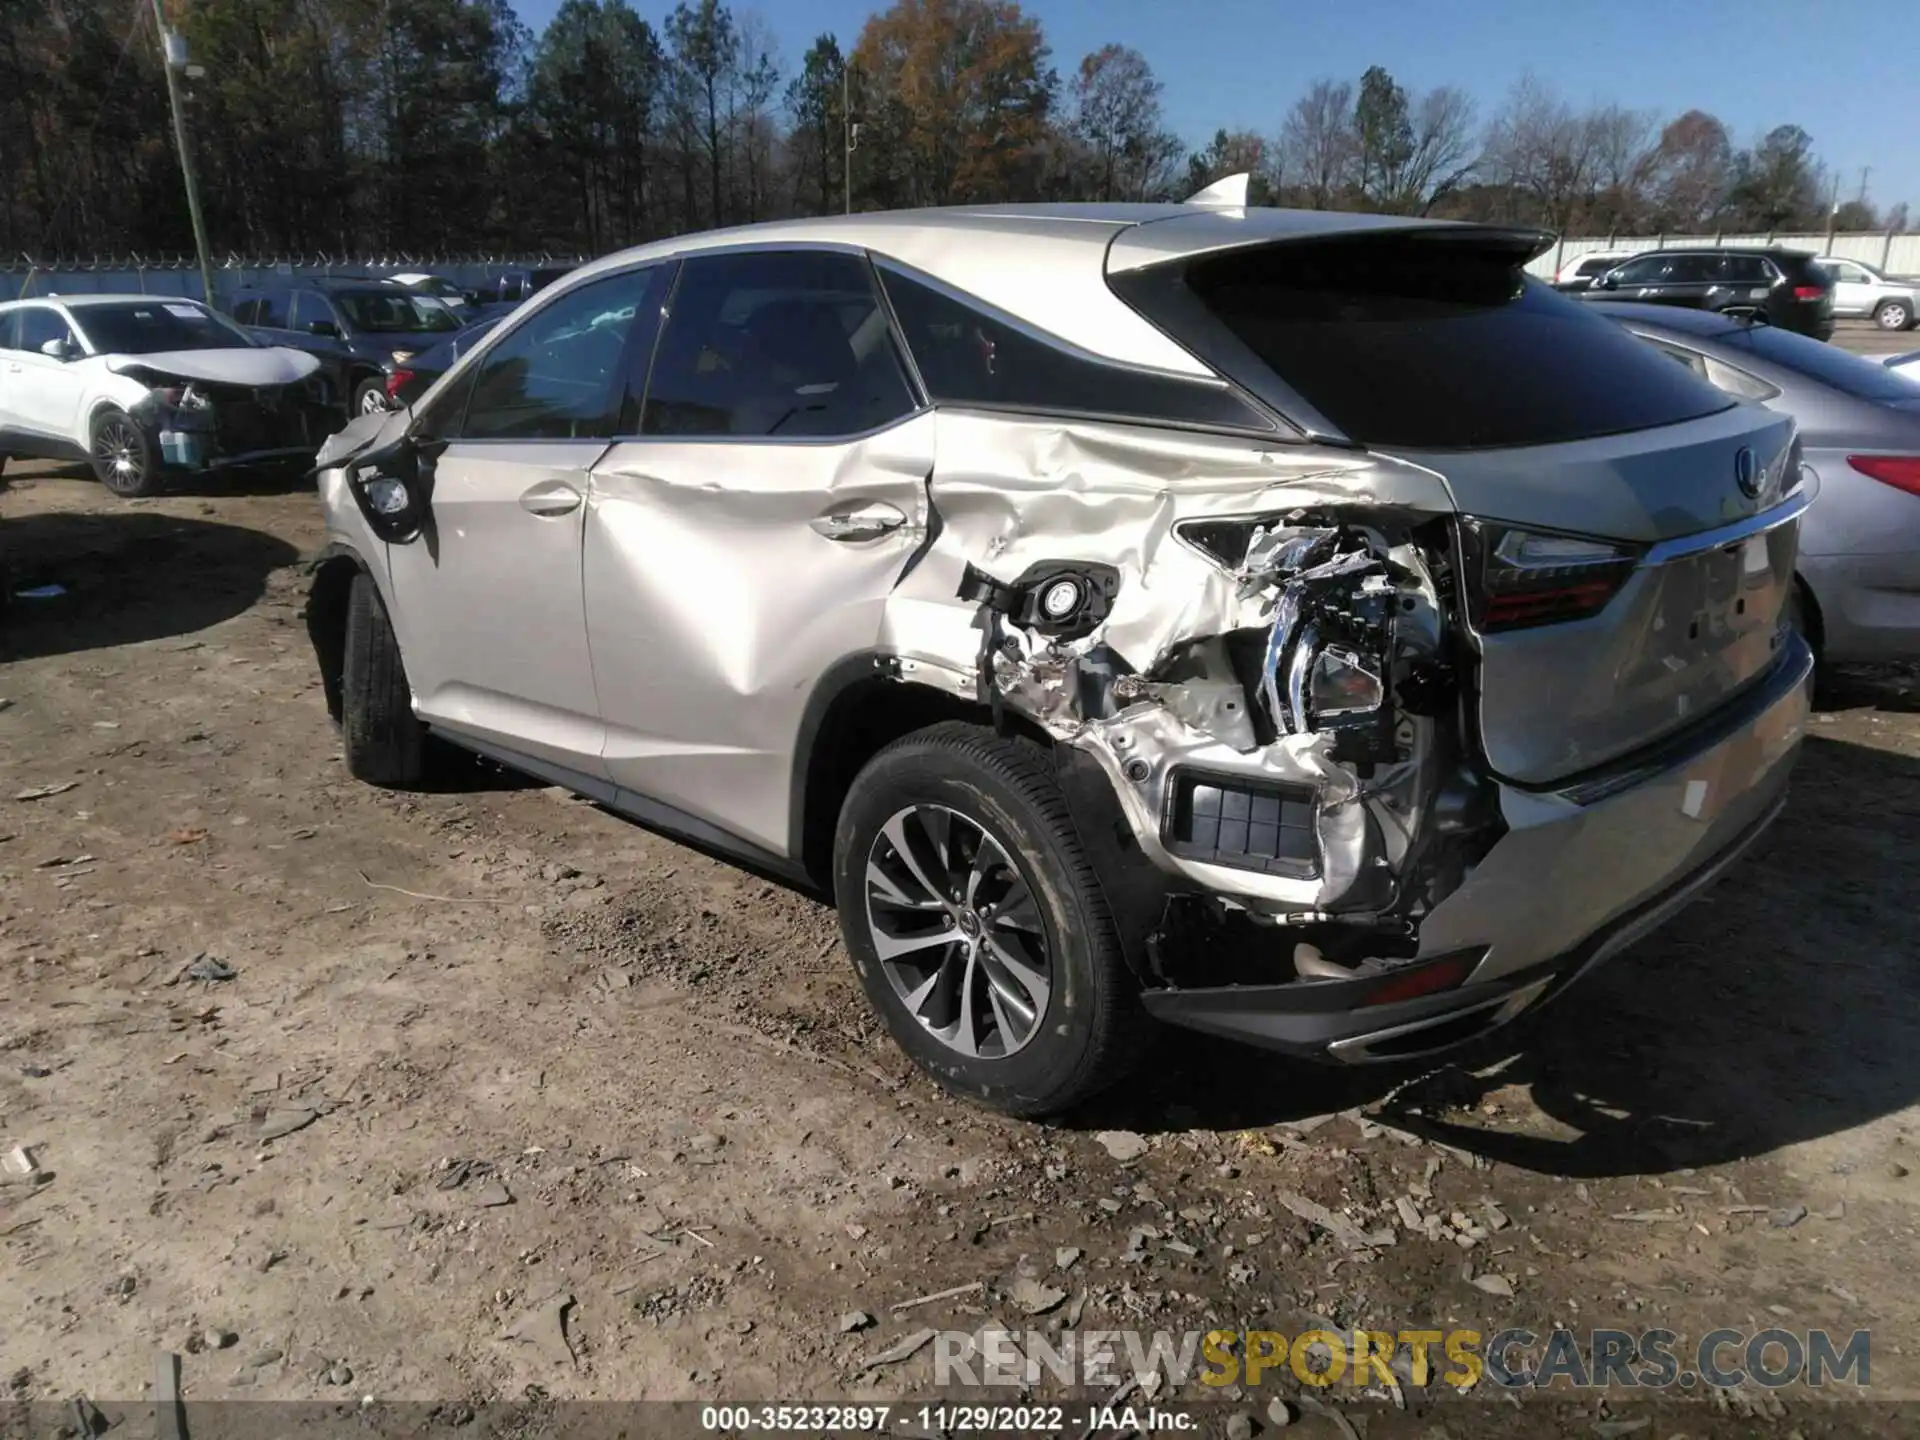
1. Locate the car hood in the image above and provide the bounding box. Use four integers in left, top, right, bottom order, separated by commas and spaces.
104, 347, 321, 386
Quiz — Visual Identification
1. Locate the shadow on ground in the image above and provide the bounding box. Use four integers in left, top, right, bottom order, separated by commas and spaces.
3, 458, 316, 499
1077, 728, 1920, 1180
1, 510, 301, 660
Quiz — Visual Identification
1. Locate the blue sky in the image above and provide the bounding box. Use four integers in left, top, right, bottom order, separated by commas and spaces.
515, 0, 1920, 218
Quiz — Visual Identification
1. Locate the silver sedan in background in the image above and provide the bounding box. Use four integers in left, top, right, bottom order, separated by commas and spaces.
1594, 302, 1920, 663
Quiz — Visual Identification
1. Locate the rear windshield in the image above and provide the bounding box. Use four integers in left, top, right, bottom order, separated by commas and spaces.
1160, 236, 1733, 449
75, 302, 255, 354
1724, 323, 1920, 401
335, 291, 461, 334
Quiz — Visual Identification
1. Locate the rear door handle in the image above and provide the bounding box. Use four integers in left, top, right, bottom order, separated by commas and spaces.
520, 479, 582, 516
810, 500, 906, 542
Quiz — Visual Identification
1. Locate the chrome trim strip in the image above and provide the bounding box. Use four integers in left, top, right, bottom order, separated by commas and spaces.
1643, 488, 1810, 566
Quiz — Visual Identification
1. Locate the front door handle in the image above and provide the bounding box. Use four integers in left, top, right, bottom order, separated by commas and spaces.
811, 500, 907, 543
520, 480, 582, 516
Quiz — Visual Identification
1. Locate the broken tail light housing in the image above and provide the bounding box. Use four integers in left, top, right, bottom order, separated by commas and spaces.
385, 369, 415, 402
1462, 520, 1641, 633
1846, 455, 1920, 498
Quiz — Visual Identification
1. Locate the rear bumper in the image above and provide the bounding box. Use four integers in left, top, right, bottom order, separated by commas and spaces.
1142, 635, 1812, 1062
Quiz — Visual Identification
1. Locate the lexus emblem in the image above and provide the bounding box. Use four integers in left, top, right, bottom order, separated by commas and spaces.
1734, 446, 1762, 499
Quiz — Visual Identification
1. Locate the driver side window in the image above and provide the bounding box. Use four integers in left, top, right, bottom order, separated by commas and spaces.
454, 267, 665, 442
18, 307, 77, 354
1612, 257, 1668, 285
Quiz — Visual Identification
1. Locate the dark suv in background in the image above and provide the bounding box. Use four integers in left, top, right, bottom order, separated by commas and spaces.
1575, 246, 1835, 338
230, 278, 464, 416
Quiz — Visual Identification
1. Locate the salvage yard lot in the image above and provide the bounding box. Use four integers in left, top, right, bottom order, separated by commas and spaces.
4, 323, 1920, 1434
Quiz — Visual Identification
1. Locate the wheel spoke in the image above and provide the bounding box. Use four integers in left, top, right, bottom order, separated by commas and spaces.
871, 924, 958, 962
986, 982, 1023, 1054
983, 935, 1049, 1012
865, 859, 941, 912
882, 812, 951, 905
989, 874, 1043, 936
941, 949, 983, 1057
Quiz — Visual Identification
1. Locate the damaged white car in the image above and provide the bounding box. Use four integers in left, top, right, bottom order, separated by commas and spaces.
306, 191, 1813, 1116
0, 295, 337, 497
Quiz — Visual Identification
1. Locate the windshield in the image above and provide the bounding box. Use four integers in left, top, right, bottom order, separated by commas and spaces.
73, 301, 255, 354
409, 277, 466, 299
1725, 324, 1920, 401
335, 291, 461, 334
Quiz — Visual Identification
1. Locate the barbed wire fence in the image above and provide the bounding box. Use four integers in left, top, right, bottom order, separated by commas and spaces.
0, 251, 595, 304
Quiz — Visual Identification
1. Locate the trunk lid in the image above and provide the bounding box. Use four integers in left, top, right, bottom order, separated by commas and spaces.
1402, 406, 1803, 785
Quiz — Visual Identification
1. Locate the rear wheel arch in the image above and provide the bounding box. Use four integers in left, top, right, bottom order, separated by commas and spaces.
1788, 572, 1825, 661
789, 656, 1052, 892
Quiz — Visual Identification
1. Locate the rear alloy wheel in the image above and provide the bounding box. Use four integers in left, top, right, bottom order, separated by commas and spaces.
833, 722, 1149, 1117
354, 378, 389, 416
88, 409, 162, 498
1874, 299, 1915, 332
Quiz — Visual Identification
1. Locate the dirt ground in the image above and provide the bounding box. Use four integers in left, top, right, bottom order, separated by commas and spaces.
6, 332, 1920, 1436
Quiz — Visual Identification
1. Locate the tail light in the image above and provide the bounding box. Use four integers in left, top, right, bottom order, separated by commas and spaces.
1847, 455, 1920, 497
385, 369, 414, 400
1463, 520, 1641, 633
1792, 285, 1826, 302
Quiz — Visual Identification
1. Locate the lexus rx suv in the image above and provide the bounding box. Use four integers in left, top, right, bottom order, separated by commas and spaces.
307, 200, 1813, 1116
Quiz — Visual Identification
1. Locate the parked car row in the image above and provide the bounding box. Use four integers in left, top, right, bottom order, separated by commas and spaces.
1554, 246, 1919, 332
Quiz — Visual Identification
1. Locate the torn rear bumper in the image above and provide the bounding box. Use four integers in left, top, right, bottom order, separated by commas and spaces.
1140, 633, 1811, 1062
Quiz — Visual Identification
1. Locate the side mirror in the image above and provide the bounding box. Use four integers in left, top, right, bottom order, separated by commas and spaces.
342, 431, 439, 545
308, 319, 341, 337
39, 337, 75, 361
1596, 273, 1619, 290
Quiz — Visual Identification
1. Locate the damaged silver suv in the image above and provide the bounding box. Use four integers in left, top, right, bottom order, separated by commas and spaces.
308, 197, 1814, 1116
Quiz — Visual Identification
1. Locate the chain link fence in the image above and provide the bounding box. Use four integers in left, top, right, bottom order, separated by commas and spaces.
0, 253, 593, 306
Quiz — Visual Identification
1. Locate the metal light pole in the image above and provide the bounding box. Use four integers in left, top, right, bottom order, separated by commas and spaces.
150, 0, 216, 307
842, 62, 858, 215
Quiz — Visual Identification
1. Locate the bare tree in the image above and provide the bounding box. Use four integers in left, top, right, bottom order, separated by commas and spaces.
1480, 74, 1597, 231
1393, 85, 1478, 213
1645, 109, 1734, 232
1069, 44, 1179, 200
1276, 78, 1353, 208
1582, 104, 1660, 234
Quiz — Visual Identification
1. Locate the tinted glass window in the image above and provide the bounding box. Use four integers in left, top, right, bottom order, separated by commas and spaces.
643, 251, 915, 439
289, 292, 334, 331
1611, 255, 1671, 284
880, 263, 1273, 432
16, 307, 74, 352
332, 290, 459, 335
1723, 255, 1772, 284
1168, 236, 1732, 449
459, 268, 662, 441
235, 291, 290, 327
74, 301, 252, 353
1668, 255, 1717, 283
1723, 324, 1920, 401
0, 309, 18, 350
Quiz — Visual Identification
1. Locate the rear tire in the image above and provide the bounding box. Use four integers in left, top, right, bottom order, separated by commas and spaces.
341, 571, 425, 787
88, 408, 162, 498
1874, 299, 1915, 332
832, 721, 1150, 1117
353, 377, 389, 416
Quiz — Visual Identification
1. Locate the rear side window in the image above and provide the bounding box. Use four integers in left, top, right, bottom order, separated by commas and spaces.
1724, 256, 1774, 284
1141, 236, 1732, 449
235, 291, 290, 327
878, 263, 1275, 433
0, 309, 19, 350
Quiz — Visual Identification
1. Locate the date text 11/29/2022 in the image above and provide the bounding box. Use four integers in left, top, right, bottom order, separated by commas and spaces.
699, 1405, 1193, 1433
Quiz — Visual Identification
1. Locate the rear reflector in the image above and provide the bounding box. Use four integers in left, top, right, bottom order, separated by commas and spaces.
1360, 951, 1479, 1007
1792, 285, 1826, 301
1846, 455, 1920, 497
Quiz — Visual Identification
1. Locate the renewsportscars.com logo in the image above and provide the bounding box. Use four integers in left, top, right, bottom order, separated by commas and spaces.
932, 1326, 1872, 1392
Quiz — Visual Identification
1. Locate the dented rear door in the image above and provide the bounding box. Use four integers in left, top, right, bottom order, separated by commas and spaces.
581, 248, 935, 856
